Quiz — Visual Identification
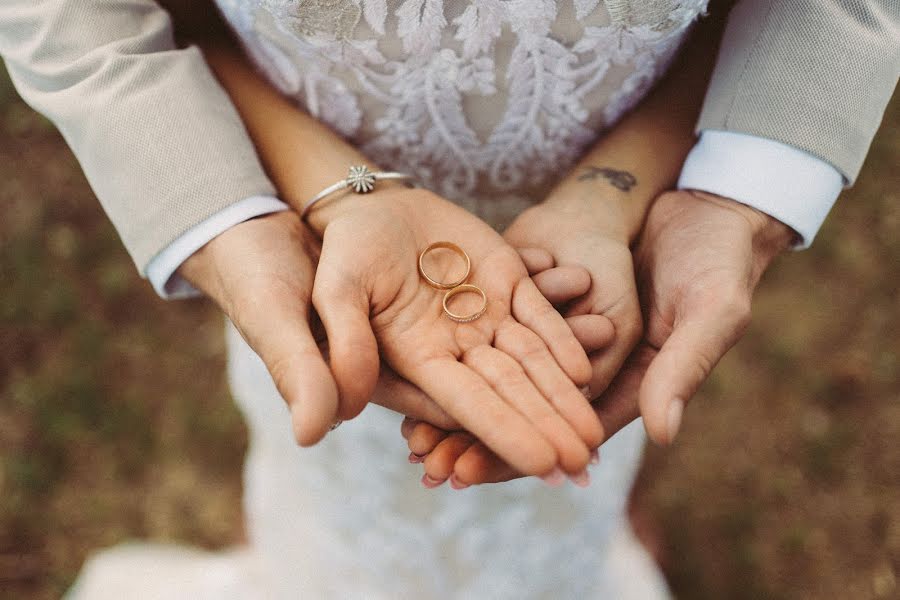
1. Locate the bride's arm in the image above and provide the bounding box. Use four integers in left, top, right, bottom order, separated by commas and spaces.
543, 13, 727, 243
199, 44, 405, 236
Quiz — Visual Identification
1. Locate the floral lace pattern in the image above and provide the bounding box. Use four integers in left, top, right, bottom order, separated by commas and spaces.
215, 0, 707, 218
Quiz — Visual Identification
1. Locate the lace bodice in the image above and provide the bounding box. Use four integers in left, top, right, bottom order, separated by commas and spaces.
215, 0, 707, 224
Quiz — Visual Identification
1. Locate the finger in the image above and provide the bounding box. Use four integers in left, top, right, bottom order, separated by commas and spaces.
639, 308, 748, 445
566, 314, 616, 353
407, 421, 451, 457
578, 298, 643, 400
511, 277, 593, 386
422, 432, 477, 484
591, 344, 655, 444
463, 346, 590, 473
516, 247, 555, 274
494, 322, 603, 449
232, 292, 339, 448
400, 417, 418, 440
372, 366, 459, 430
312, 270, 380, 422
408, 358, 558, 476
454, 443, 521, 485
532, 266, 592, 305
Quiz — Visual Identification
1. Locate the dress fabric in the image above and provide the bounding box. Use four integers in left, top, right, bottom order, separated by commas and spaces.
68, 1, 707, 598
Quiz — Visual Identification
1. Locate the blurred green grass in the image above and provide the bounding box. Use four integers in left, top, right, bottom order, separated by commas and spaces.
1, 62, 898, 600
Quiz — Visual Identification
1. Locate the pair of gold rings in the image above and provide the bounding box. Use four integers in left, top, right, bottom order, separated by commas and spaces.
418, 242, 487, 323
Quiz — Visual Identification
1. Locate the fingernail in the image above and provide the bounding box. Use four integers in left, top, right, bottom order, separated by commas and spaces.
589, 448, 600, 465
667, 398, 684, 444
540, 467, 566, 487
579, 385, 592, 401
449, 474, 470, 490
569, 469, 591, 488
421, 474, 445, 489
408, 452, 425, 464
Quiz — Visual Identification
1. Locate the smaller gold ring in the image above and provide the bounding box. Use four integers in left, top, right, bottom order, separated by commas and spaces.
442, 284, 488, 323
418, 242, 471, 289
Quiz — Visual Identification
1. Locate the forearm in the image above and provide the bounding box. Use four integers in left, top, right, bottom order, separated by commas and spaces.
545, 12, 725, 243
198, 41, 404, 236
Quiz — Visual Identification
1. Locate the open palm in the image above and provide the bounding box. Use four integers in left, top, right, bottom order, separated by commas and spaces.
312, 187, 602, 476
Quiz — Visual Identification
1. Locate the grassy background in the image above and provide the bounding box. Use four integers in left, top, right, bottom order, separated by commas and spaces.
1, 63, 897, 599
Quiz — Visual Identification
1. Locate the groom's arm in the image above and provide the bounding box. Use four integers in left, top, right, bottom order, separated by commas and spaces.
0, 0, 287, 293
678, 0, 899, 246
631, 0, 899, 445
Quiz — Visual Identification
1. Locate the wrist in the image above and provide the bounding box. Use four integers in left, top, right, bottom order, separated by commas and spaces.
686, 190, 797, 263
177, 211, 313, 305
304, 178, 413, 235
542, 189, 632, 245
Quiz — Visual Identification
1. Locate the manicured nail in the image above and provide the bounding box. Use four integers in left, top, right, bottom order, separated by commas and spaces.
667, 398, 684, 444
408, 452, 425, 464
579, 385, 592, 401
589, 448, 600, 465
421, 474, 445, 489
540, 468, 566, 487
449, 474, 470, 490
570, 469, 591, 488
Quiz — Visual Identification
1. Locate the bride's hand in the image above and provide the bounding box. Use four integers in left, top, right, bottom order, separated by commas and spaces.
402, 195, 643, 486
309, 185, 602, 477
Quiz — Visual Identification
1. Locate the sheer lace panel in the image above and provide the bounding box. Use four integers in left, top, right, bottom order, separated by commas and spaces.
215, 0, 707, 219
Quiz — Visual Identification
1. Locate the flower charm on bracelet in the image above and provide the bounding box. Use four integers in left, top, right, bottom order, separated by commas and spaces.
347, 165, 377, 193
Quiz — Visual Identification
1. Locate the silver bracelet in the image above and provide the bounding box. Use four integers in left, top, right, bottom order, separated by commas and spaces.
300, 165, 413, 218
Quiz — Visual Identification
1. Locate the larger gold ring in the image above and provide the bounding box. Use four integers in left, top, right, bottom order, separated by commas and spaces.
442, 284, 487, 323
418, 242, 471, 289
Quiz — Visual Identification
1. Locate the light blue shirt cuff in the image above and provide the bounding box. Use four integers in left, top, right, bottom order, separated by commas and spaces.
677, 130, 844, 249
146, 195, 290, 299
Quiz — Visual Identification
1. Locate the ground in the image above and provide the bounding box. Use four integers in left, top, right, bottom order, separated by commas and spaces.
0, 65, 897, 599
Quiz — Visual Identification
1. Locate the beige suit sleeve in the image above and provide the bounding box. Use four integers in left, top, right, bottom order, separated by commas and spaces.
698, 0, 900, 184
0, 0, 277, 273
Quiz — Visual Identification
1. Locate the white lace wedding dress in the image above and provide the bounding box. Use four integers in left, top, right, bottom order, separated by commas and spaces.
69, 1, 707, 598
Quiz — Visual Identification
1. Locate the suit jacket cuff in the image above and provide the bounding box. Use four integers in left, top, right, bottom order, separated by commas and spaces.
147, 196, 290, 299
677, 131, 843, 249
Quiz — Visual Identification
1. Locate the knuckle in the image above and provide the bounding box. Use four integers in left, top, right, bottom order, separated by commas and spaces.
532, 299, 560, 320
691, 348, 717, 385
717, 287, 752, 334
516, 333, 548, 362
617, 311, 644, 348
521, 444, 558, 476
533, 411, 564, 436
266, 354, 296, 404
463, 345, 493, 365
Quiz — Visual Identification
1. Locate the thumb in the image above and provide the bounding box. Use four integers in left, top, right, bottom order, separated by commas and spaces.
312, 269, 380, 422
639, 303, 749, 445
231, 287, 339, 448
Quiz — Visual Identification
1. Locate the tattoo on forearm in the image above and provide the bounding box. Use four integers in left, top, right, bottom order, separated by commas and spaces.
577, 166, 637, 191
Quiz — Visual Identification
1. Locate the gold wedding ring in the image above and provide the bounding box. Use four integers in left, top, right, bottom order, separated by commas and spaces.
442, 284, 488, 323
418, 242, 471, 289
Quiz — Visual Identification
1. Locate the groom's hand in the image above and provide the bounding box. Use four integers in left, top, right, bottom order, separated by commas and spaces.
179, 210, 459, 445
610, 189, 796, 446
178, 211, 341, 446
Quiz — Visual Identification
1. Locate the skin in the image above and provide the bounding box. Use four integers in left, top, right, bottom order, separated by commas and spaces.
309, 185, 604, 477
404, 190, 796, 487
181, 40, 614, 478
